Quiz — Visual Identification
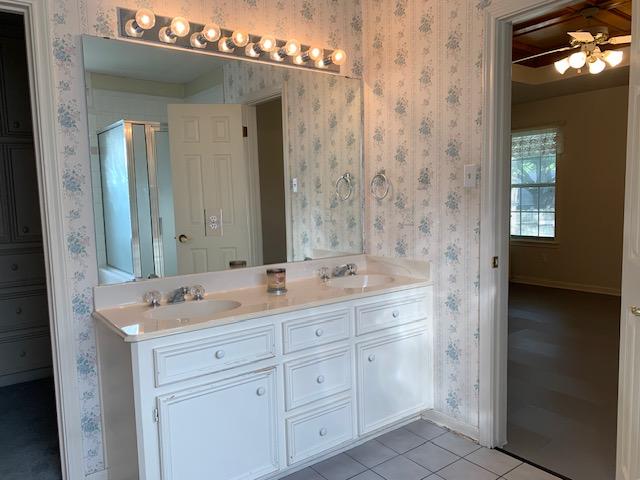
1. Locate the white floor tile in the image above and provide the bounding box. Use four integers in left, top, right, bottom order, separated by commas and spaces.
403, 420, 447, 440
404, 442, 459, 471
372, 455, 431, 480
502, 463, 562, 480
437, 459, 498, 480
311, 453, 367, 480
346, 440, 398, 468
281, 467, 325, 480
431, 432, 481, 457
465, 448, 522, 476
376, 428, 426, 453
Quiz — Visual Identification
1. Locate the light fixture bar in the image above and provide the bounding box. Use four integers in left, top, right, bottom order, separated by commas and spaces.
117, 7, 343, 73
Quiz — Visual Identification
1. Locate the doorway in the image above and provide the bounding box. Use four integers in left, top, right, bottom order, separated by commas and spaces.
0, 10, 61, 479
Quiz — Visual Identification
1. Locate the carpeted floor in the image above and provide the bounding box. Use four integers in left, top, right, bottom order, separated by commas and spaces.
505, 283, 620, 480
0, 377, 62, 480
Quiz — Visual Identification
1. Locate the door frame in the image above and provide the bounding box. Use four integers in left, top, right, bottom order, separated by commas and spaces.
478, 0, 630, 450
0, 0, 85, 478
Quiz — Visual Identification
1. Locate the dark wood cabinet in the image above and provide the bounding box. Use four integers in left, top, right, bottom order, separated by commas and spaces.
0, 34, 32, 137
6, 144, 41, 242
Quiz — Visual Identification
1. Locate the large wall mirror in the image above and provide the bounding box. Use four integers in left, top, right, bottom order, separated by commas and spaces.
82, 36, 364, 285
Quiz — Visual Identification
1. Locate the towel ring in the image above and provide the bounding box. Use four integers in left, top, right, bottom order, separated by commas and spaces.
370, 171, 390, 200
336, 172, 354, 201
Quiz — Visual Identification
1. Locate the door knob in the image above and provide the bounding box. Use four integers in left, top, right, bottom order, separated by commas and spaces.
631, 306, 640, 317
178, 234, 191, 243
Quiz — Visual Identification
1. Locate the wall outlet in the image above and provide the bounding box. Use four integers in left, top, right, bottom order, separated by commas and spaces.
464, 164, 480, 188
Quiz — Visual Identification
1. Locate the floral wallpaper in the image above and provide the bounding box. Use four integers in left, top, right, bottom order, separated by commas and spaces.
223, 61, 363, 261
48, 0, 362, 475
362, 0, 487, 428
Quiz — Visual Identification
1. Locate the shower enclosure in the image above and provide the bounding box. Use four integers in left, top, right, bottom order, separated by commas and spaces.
95, 120, 176, 283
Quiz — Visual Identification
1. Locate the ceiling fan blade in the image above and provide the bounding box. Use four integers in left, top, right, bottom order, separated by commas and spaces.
512, 46, 577, 64
568, 31, 595, 42
608, 35, 632, 45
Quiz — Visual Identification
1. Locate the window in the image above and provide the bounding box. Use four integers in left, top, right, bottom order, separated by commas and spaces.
510, 129, 558, 239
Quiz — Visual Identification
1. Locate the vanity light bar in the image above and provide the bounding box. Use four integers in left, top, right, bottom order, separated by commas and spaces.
117, 7, 345, 73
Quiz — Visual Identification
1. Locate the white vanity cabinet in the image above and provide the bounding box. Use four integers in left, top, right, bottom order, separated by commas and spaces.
95, 285, 433, 480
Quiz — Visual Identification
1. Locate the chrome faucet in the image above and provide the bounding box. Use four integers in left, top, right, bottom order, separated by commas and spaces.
333, 263, 357, 277
168, 286, 189, 304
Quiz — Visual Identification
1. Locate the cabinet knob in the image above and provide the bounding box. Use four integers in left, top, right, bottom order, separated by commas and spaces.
19, 350, 26, 358
12, 121, 20, 129
15, 307, 22, 315
10, 263, 18, 271
22, 226, 29, 234
316, 375, 325, 384
214, 350, 225, 359
315, 328, 324, 337
392, 310, 400, 318
368, 354, 376, 362
319, 427, 328, 437
256, 387, 266, 396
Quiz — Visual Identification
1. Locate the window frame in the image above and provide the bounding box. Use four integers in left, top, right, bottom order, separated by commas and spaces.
509, 126, 562, 245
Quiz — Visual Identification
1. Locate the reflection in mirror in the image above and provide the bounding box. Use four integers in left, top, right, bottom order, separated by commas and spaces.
83, 36, 363, 285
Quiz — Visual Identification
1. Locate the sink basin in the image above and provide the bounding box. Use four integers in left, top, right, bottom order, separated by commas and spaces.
144, 299, 241, 321
328, 274, 395, 290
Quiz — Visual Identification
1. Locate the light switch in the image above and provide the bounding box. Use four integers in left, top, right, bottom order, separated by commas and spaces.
464, 164, 479, 188
291, 178, 298, 193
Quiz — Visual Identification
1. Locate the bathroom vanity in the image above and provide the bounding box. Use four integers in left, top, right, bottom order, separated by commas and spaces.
94, 256, 433, 480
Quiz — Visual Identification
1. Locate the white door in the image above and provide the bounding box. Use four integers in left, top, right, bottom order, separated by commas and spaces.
156, 369, 279, 480
617, 3, 640, 478
357, 329, 428, 434
168, 104, 252, 274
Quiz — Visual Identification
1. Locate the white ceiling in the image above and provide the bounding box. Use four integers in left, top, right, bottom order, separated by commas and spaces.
82, 36, 227, 84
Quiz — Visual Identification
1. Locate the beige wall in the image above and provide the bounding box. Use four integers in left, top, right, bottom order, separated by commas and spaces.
511, 85, 628, 295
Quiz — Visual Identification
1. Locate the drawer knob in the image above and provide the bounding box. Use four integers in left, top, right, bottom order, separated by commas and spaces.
315, 328, 324, 337
214, 350, 225, 359
319, 427, 328, 437
316, 375, 325, 384
15, 307, 22, 315
368, 354, 376, 362
19, 350, 26, 358
256, 387, 266, 396
10, 264, 18, 271
22, 226, 29, 234
392, 310, 400, 318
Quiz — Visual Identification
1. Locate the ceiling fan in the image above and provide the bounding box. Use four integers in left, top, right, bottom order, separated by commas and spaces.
513, 26, 631, 75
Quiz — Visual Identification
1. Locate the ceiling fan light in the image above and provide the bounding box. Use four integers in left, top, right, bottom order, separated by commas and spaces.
603, 50, 624, 67
588, 57, 606, 74
568, 51, 587, 69
554, 57, 570, 74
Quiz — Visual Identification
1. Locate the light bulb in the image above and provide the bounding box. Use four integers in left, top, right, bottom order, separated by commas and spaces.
202, 24, 221, 42
218, 37, 234, 52
330, 49, 347, 66
307, 46, 323, 61
315, 59, 327, 69
588, 57, 606, 74
554, 57, 570, 74
284, 39, 301, 56
270, 50, 285, 62
245, 43, 260, 57
293, 54, 305, 65
170, 17, 190, 37
135, 9, 155, 29
258, 36, 277, 52
125, 8, 155, 37
603, 49, 623, 67
568, 51, 587, 69
232, 30, 249, 47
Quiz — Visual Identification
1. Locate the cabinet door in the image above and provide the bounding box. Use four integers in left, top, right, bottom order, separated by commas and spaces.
157, 369, 279, 480
357, 329, 428, 434
0, 156, 10, 243
7, 144, 41, 242
0, 36, 32, 136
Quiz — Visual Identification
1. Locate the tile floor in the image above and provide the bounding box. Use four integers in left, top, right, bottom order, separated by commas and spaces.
283, 420, 561, 480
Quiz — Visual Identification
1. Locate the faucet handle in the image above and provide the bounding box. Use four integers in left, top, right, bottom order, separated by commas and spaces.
318, 267, 330, 282
347, 263, 358, 275
190, 284, 205, 300
143, 290, 162, 307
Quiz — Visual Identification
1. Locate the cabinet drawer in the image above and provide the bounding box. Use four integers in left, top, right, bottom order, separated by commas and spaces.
284, 347, 351, 411
0, 330, 52, 376
153, 325, 276, 386
283, 308, 351, 354
0, 252, 45, 287
0, 291, 48, 333
286, 398, 354, 465
356, 294, 427, 336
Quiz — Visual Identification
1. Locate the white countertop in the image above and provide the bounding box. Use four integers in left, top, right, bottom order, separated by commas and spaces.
93, 273, 431, 342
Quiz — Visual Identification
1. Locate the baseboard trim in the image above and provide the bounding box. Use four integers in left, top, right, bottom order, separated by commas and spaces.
86, 468, 109, 480
509, 276, 621, 296
421, 409, 480, 441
